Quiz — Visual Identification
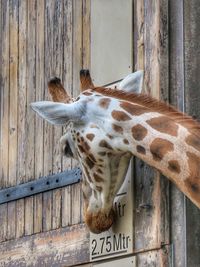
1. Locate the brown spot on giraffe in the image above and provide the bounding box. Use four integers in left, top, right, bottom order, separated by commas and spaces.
185, 152, 200, 199
96, 186, 103, 192
88, 153, 97, 163
78, 145, 85, 153
94, 173, 104, 183
147, 116, 178, 137
86, 133, 95, 141
112, 124, 123, 134
97, 168, 103, 174
150, 138, 174, 161
99, 140, 113, 150
120, 101, 148, 116
99, 98, 111, 109
132, 124, 148, 141
136, 145, 146, 155
98, 151, 106, 156
186, 134, 200, 152
123, 139, 129, 144
106, 134, 114, 139
85, 157, 95, 169
168, 160, 181, 174
112, 110, 131, 121
82, 91, 93, 96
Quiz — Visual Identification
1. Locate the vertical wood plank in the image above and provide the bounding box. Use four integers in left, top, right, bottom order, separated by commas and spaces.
16, 0, 27, 239
0, 0, 9, 242
42, 0, 55, 231
184, 1, 200, 266
62, 0, 73, 227
82, 0, 91, 70
169, 1, 186, 266
52, 0, 63, 230
7, 0, 19, 240
71, 0, 83, 225
34, 0, 45, 234
24, 0, 36, 235
134, 0, 144, 71
134, 0, 169, 250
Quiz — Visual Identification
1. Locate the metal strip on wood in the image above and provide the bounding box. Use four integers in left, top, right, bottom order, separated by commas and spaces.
0, 168, 81, 205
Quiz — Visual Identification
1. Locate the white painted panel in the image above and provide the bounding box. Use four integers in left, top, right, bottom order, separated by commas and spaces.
90, 161, 134, 262
91, 0, 133, 86
93, 256, 136, 267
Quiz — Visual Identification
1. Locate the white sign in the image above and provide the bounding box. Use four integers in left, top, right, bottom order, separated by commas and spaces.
93, 255, 136, 267
90, 162, 134, 261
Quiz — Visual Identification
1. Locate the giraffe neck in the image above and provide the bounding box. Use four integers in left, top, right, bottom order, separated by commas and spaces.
78, 88, 200, 209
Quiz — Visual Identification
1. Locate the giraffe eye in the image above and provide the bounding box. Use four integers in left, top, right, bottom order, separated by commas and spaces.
64, 141, 74, 158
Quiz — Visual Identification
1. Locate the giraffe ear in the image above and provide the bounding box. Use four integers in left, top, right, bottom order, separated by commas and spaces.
30, 101, 85, 125
119, 70, 144, 93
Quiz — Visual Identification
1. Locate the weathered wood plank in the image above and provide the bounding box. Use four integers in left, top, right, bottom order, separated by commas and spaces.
0, 0, 9, 243
34, 0, 45, 234
24, 0, 36, 235
16, 0, 27, 239
168, 1, 186, 266
134, 0, 169, 250
137, 246, 171, 267
16, 199, 24, 238
7, 0, 19, 240
43, 0, 55, 232
0, 204, 7, 242
71, 0, 83, 225
62, 0, 73, 227
52, 0, 63, 230
82, 0, 91, 70
134, 0, 144, 71
184, 1, 200, 266
0, 224, 89, 267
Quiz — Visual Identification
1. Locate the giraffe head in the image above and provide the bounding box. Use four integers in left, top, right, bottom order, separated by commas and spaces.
32, 69, 200, 232
31, 70, 143, 233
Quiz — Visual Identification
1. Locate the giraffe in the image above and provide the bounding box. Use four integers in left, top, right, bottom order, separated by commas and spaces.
31, 70, 200, 233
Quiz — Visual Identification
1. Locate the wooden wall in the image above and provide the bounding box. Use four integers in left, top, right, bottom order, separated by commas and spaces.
0, 0, 90, 242
0, 0, 200, 266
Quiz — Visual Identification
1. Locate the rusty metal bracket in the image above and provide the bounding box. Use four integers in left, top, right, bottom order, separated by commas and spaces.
0, 168, 82, 205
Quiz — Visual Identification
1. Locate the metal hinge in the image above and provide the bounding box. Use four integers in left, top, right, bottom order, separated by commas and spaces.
0, 168, 82, 204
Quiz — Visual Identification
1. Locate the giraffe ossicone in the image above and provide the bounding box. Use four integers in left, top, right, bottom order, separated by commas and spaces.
31, 70, 200, 233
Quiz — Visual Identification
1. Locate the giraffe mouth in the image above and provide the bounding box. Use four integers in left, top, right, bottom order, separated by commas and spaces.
85, 208, 116, 234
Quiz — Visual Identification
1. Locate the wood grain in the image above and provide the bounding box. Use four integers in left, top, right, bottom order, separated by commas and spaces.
71, 0, 83, 225
184, 1, 200, 266
52, 0, 63, 230
168, 1, 186, 266
16, 0, 27, 239
0, 0, 9, 242
34, 0, 45, 234
0, 224, 89, 267
134, 0, 170, 250
7, 0, 19, 240
62, 0, 73, 227
42, 0, 54, 232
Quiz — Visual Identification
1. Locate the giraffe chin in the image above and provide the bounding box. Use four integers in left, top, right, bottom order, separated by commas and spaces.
85, 208, 115, 234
